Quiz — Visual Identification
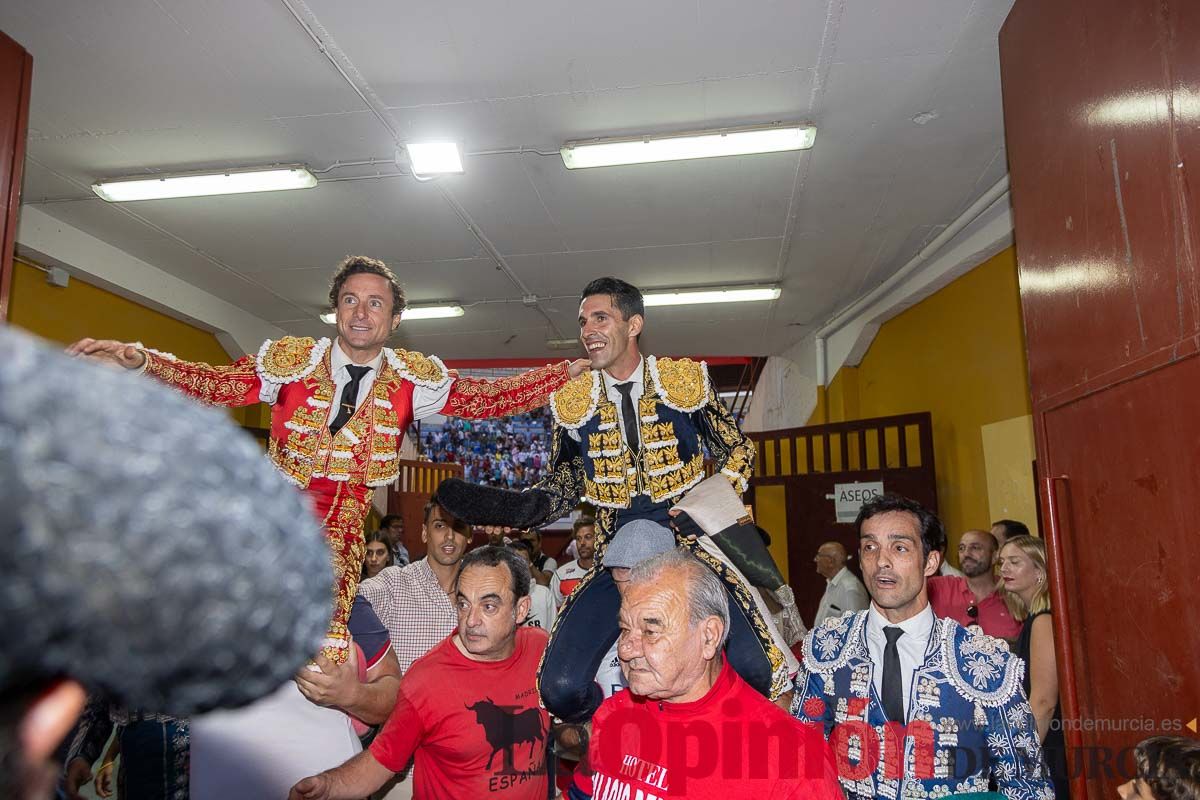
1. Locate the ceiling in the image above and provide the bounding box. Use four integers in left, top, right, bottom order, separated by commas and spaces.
2, 0, 1015, 359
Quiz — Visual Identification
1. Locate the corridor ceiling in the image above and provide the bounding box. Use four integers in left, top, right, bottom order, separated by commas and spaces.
1, 0, 1015, 358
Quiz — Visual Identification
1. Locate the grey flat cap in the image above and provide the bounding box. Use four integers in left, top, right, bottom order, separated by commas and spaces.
602, 519, 677, 569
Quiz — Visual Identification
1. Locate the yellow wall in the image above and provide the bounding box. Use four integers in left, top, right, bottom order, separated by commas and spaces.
810, 247, 1033, 549
981, 414, 1040, 536
754, 484, 790, 583
8, 259, 259, 427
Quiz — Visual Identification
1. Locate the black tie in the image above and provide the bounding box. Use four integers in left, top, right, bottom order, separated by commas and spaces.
881, 626, 905, 723
330, 365, 370, 436
614, 382, 640, 454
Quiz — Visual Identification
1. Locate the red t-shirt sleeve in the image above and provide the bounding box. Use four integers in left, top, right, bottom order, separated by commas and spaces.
369, 682, 428, 773
926, 575, 948, 606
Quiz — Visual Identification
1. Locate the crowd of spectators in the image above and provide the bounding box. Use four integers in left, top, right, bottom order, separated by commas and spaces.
419, 410, 553, 490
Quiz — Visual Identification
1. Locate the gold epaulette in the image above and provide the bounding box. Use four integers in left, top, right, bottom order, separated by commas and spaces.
383, 348, 450, 390
647, 355, 709, 413
256, 337, 329, 385
550, 371, 601, 429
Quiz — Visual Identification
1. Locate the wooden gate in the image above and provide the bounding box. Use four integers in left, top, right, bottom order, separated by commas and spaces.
747, 412, 938, 626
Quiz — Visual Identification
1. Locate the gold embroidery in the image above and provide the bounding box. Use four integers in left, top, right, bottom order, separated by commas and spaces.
551, 371, 598, 427
143, 352, 258, 406
365, 373, 401, 486
391, 348, 448, 385
272, 360, 335, 488
260, 337, 319, 381
587, 426, 623, 457
584, 474, 633, 508
597, 401, 617, 428
646, 453, 705, 502
321, 482, 370, 664
643, 444, 684, 473
699, 388, 755, 493
446, 361, 570, 418
642, 421, 677, 447
653, 357, 707, 412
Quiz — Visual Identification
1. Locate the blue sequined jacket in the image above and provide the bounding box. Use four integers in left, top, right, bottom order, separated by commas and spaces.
791, 610, 1056, 800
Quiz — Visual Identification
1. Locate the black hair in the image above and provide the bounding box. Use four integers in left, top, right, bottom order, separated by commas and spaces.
361, 530, 395, 580
580, 277, 645, 324
379, 514, 403, 529
992, 519, 1030, 540
854, 493, 946, 559
1135, 736, 1200, 800
328, 255, 406, 317
424, 493, 469, 533
459, 545, 531, 600
508, 539, 534, 557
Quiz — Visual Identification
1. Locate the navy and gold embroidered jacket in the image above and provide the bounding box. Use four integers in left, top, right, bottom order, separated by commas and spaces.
791, 611, 1054, 800
532, 356, 753, 530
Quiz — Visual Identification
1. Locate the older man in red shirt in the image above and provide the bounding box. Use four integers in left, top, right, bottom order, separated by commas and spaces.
572, 550, 842, 800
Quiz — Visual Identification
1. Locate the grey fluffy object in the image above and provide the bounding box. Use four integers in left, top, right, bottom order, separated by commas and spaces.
0, 328, 333, 716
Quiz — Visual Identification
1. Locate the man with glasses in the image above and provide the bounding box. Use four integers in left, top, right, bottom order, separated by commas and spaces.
928, 529, 1020, 640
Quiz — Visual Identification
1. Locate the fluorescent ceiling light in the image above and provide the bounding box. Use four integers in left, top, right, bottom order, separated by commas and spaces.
92, 166, 317, 202
401, 305, 464, 320
643, 287, 782, 307
322, 305, 465, 324
546, 338, 581, 350
560, 124, 815, 169
406, 142, 464, 175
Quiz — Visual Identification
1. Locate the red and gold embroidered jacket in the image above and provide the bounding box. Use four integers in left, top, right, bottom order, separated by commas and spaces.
140, 336, 570, 490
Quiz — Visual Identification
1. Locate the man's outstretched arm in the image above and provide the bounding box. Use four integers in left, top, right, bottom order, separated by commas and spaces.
67, 337, 263, 407
440, 359, 589, 419
289, 750, 394, 800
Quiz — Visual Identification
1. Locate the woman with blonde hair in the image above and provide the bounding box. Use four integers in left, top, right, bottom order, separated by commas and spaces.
999, 534, 1069, 799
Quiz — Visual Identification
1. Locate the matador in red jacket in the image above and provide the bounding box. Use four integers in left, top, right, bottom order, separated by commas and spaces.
70, 256, 586, 662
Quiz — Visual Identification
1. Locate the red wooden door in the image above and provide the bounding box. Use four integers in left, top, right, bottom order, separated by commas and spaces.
1001, 2, 1200, 799
0, 31, 32, 322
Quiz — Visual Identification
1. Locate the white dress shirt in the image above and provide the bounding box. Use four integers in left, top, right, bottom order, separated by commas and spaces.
813, 566, 870, 628
865, 602, 935, 721
258, 339, 455, 422
601, 357, 645, 449
324, 342, 385, 427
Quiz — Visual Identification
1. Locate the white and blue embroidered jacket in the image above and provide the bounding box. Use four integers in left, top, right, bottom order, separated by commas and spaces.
791, 610, 1056, 800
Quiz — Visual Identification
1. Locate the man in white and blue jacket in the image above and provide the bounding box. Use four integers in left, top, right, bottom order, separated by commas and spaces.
791, 494, 1055, 800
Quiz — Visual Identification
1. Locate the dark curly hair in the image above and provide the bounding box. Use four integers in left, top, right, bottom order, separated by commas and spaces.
854, 493, 946, 559
328, 255, 406, 316
1135, 736, 1200, 800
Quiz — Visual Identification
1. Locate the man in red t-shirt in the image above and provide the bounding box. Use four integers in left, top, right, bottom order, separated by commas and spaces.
289, 546, 549, 800
927, 529, 1020, 640
572, 550, 843, 800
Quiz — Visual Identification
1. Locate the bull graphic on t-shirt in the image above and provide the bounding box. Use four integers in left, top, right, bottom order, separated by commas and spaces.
466, 698, 546, 771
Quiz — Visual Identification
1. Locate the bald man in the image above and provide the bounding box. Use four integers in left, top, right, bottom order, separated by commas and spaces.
812, 541, 869, 628
928, 529, 1020, 639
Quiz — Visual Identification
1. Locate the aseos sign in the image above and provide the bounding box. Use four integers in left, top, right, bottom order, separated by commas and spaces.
830, 481, 884, 523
